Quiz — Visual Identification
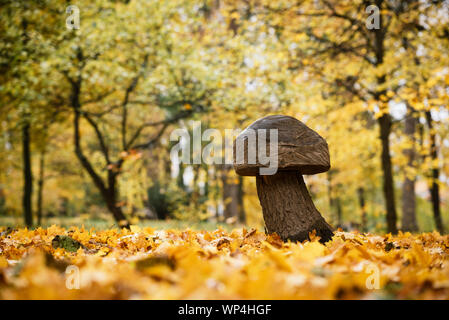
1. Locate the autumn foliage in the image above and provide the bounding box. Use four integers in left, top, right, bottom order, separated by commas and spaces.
1, 0, 449, 301
1, 226, 448, 299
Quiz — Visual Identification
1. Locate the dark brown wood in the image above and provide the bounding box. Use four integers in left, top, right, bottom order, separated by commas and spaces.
234, 115, 330, 176
378, 113, 398, 234
22, 120, 33, 228
256, 172, 333, 243
234, 115, 333, 243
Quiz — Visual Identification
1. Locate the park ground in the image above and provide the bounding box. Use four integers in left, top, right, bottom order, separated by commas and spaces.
1, 223, 448, 299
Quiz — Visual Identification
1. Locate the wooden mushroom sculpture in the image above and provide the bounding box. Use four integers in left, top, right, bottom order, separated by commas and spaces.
233, 115, 334, 243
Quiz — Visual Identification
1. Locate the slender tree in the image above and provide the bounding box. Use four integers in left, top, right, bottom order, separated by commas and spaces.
425, 111, 445, 233
401, 104, 418, 232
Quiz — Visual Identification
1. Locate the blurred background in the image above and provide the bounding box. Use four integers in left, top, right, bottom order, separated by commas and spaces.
0, 0, 448, 233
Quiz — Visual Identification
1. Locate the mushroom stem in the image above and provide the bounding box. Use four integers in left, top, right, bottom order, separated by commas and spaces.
256, 171, 334, 243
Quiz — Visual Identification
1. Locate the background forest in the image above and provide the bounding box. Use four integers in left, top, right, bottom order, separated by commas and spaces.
1, 0, 448, 234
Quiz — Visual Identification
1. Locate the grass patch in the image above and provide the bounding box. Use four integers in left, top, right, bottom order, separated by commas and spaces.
0, 216, 238, 231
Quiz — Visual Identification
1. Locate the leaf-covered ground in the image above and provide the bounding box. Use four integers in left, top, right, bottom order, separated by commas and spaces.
1, 225, 448, 299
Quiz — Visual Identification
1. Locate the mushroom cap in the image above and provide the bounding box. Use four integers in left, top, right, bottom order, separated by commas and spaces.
233, 115, 330, 176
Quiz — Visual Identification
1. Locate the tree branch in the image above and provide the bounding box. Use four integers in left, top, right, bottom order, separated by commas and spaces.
122, 54, 149, 150
81, 111, 111, 164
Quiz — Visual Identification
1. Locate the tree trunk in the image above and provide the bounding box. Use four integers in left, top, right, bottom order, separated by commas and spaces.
335, 197, 343, 227
22, 120, 33, 228
36, 148, 45, 226
256, 171, 333, 243
425, 111, 444, 233
358, 187, 367, 232
401, 106, 418, 232
203, 165, 209, 200
212, 168, 220, 219
221, 164, 239, 220
71, 79, 130, 229
372, 1, 397, 234
378, 113, 398, 234
327, 171, 336, 225
105, 196, 128, 226
327, 171, 343, 227
192, 164, 200, 202
177, 162, 185, 190
0, 186, 5, 215
106, 170, 129, 227
237, 175, 246, 223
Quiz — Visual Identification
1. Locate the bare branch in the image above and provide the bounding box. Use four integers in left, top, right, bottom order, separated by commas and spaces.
127, 109, 194, 150
81, 112, 111, 164
82, 90, 116, 105
122, 54, 149, 150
